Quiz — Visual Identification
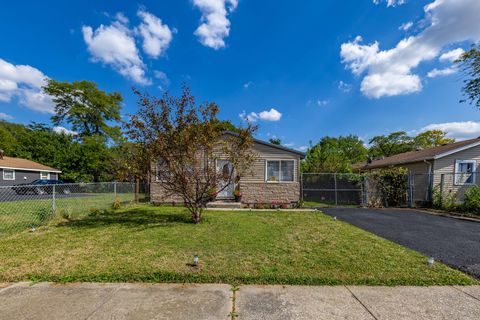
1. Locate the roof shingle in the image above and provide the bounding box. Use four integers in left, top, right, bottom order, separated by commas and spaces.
0, 156, 61, 173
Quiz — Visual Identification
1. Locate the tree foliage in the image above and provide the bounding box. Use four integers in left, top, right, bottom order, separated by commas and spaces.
269, 138, 281, 145
125, 85, 257, 223
43, 79, 122, 140
456, 45, 480, 108
302, 135, 368, 173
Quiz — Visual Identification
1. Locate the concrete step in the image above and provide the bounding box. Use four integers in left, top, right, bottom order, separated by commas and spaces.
206, 201, 243, 209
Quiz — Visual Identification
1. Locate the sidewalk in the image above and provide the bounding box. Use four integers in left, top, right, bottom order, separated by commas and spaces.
1, 282, 479, 319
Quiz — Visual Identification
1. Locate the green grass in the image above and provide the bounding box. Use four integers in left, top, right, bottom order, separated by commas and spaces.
302, 200, 358, 208
0, 193, 135, 237
0, 204, 475, 286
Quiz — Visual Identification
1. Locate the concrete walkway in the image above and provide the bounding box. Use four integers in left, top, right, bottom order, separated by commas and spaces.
1, 283, 480, 320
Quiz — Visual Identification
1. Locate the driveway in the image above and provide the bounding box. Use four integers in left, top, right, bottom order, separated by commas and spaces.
322, 207, 480, 278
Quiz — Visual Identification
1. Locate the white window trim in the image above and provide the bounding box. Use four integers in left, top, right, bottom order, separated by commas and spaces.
265, 159, 296, 183
40, 172, 51, 180
3, 169, 15, 181
454, 160, 477, 185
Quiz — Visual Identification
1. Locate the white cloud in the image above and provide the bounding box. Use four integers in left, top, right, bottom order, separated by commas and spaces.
239, 108, 282, 122
82, 17, 150, 85
373, 0, 406, 7
0, 112, 12, 120
53, 126, 77, 136
427, 66, 457, 78
420, 121, 480, 140
399, 21, 413, 31
0, 58, 53, 113
338, 80, 352, 93
341, 0, 480, 98
137, 9, 174, 58
243, 81, 253, 89
317, 100, 329, 106
439, 48, 464, 62
296, 146, 308, 152
193, 0, 238, 49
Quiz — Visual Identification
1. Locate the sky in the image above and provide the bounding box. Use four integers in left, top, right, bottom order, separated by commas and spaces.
1, 0, 480, 151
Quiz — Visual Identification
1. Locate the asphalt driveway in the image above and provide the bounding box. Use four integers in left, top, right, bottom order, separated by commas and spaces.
322, 207, 480, 278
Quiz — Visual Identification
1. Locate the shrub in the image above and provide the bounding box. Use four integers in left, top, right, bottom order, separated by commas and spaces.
432, 186, 457, 211
366, 168, 408, 207
112, 197, 122, 210
463, 186, 480, 214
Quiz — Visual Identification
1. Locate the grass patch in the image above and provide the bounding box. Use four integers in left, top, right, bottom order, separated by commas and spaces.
0, 204, 475, 285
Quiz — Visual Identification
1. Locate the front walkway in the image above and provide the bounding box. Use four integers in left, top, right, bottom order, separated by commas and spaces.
1, 282, 480, 319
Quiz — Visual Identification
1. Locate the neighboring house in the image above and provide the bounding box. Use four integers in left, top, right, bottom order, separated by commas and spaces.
354, 137, 480, 203
150, 132, 306, 207
0, 155, 61, 187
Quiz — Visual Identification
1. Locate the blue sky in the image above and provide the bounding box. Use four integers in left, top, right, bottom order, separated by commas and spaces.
1, 0, 479, 150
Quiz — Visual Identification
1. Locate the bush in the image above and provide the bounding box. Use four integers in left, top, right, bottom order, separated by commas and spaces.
367, 168, 408, 207
463, 186, 480, 214
112, 197, 122, 210
432, 186, 457, 211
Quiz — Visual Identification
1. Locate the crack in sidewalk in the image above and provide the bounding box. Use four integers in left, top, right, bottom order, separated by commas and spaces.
344, 286, 379, 320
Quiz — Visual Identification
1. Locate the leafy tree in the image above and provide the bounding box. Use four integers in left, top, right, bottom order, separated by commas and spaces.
369, 131, 414, 158
269, 138, 281, 145
456, 45, 480, 108
302, 135, 367, 173
413, 130, 455, 149
125, 85, 257, 223
43, 80, 122, 140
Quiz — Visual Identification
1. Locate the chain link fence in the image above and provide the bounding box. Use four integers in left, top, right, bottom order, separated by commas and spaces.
0, 182, 138, 238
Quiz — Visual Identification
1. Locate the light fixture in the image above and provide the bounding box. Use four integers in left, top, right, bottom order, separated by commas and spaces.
193, 255, 199, 266
428, 257, 434, 267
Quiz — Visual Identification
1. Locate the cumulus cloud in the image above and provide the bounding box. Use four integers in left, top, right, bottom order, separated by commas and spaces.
137, 9, 174, 58
0, 58, 53, 113
317, 100, 329, 106
420, 121, 480, 140
373, 0, 406, 7
239, 108, 282, 122
193, 0, 238, 49
338, 80, 352, 93
439, 48, 464, 62
82, 16, 150, 85
0, 112, 13, 120
427, 67, 456, 78
399, 21, 413, 31
243, 81, 253, 89
341, 0, 480, 98
53, 126, 78, 136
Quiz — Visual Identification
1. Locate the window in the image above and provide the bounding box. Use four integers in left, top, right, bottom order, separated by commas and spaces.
455, 160, 476, 185
40, 172, 50, 180
266, 160, 295, 182
3, 169, 15, 181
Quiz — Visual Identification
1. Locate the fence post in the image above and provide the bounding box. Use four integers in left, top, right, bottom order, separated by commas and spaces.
408, 174, 413, 208
439, 174, 444, 205
52, 184, 56, 218
334, 173, 338, 206
114, 181, 117, 201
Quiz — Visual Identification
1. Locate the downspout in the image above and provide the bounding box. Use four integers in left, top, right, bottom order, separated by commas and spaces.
424, 159, 433, 203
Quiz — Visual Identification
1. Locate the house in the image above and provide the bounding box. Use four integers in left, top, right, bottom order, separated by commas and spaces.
150, 132, 306, 207
0, 154, 61, 186
354, 137, 480, 203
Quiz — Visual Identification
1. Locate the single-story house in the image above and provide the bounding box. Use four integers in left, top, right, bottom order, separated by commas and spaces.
0, 155, 61, 186
150, 131, 306, 207
354, 137, 480, 203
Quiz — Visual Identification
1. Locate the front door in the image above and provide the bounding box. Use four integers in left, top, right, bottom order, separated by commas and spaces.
216, 160, 234, 199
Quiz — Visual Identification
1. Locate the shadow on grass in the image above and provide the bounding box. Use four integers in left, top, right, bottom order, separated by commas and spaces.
57, 208, 195, 230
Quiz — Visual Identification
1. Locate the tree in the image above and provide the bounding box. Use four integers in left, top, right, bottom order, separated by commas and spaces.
43, 80, 123, 140
125, 85, 257, 223
456, 45, 480, 108
369, 131, 414, 158
413, 130, 455, 149
302, 135, 368, 173
269, 138, 281, 145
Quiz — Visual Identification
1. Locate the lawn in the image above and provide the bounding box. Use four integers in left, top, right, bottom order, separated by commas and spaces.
0, 204, 475, 285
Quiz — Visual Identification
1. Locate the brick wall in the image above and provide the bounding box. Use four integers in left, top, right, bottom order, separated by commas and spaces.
240, 182, 300, 205
150, 181, 184, 204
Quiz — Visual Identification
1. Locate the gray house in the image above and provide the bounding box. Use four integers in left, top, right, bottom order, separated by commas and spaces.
150, 132, 306, 207
0, 155, 61, 186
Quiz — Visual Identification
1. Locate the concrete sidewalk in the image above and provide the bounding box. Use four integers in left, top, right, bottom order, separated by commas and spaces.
1, 283, 480, 320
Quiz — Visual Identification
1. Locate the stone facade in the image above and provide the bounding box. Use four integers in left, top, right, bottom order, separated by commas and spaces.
150, 181, 184, 204
240, 182, 301, 205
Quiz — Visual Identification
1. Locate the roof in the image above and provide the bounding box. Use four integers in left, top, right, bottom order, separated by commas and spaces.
354, 137, 480, 170
223, 131, 306, 158
0, 156, 61, 173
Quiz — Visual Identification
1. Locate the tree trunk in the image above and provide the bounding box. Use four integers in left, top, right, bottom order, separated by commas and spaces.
191, 207, 201, 224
